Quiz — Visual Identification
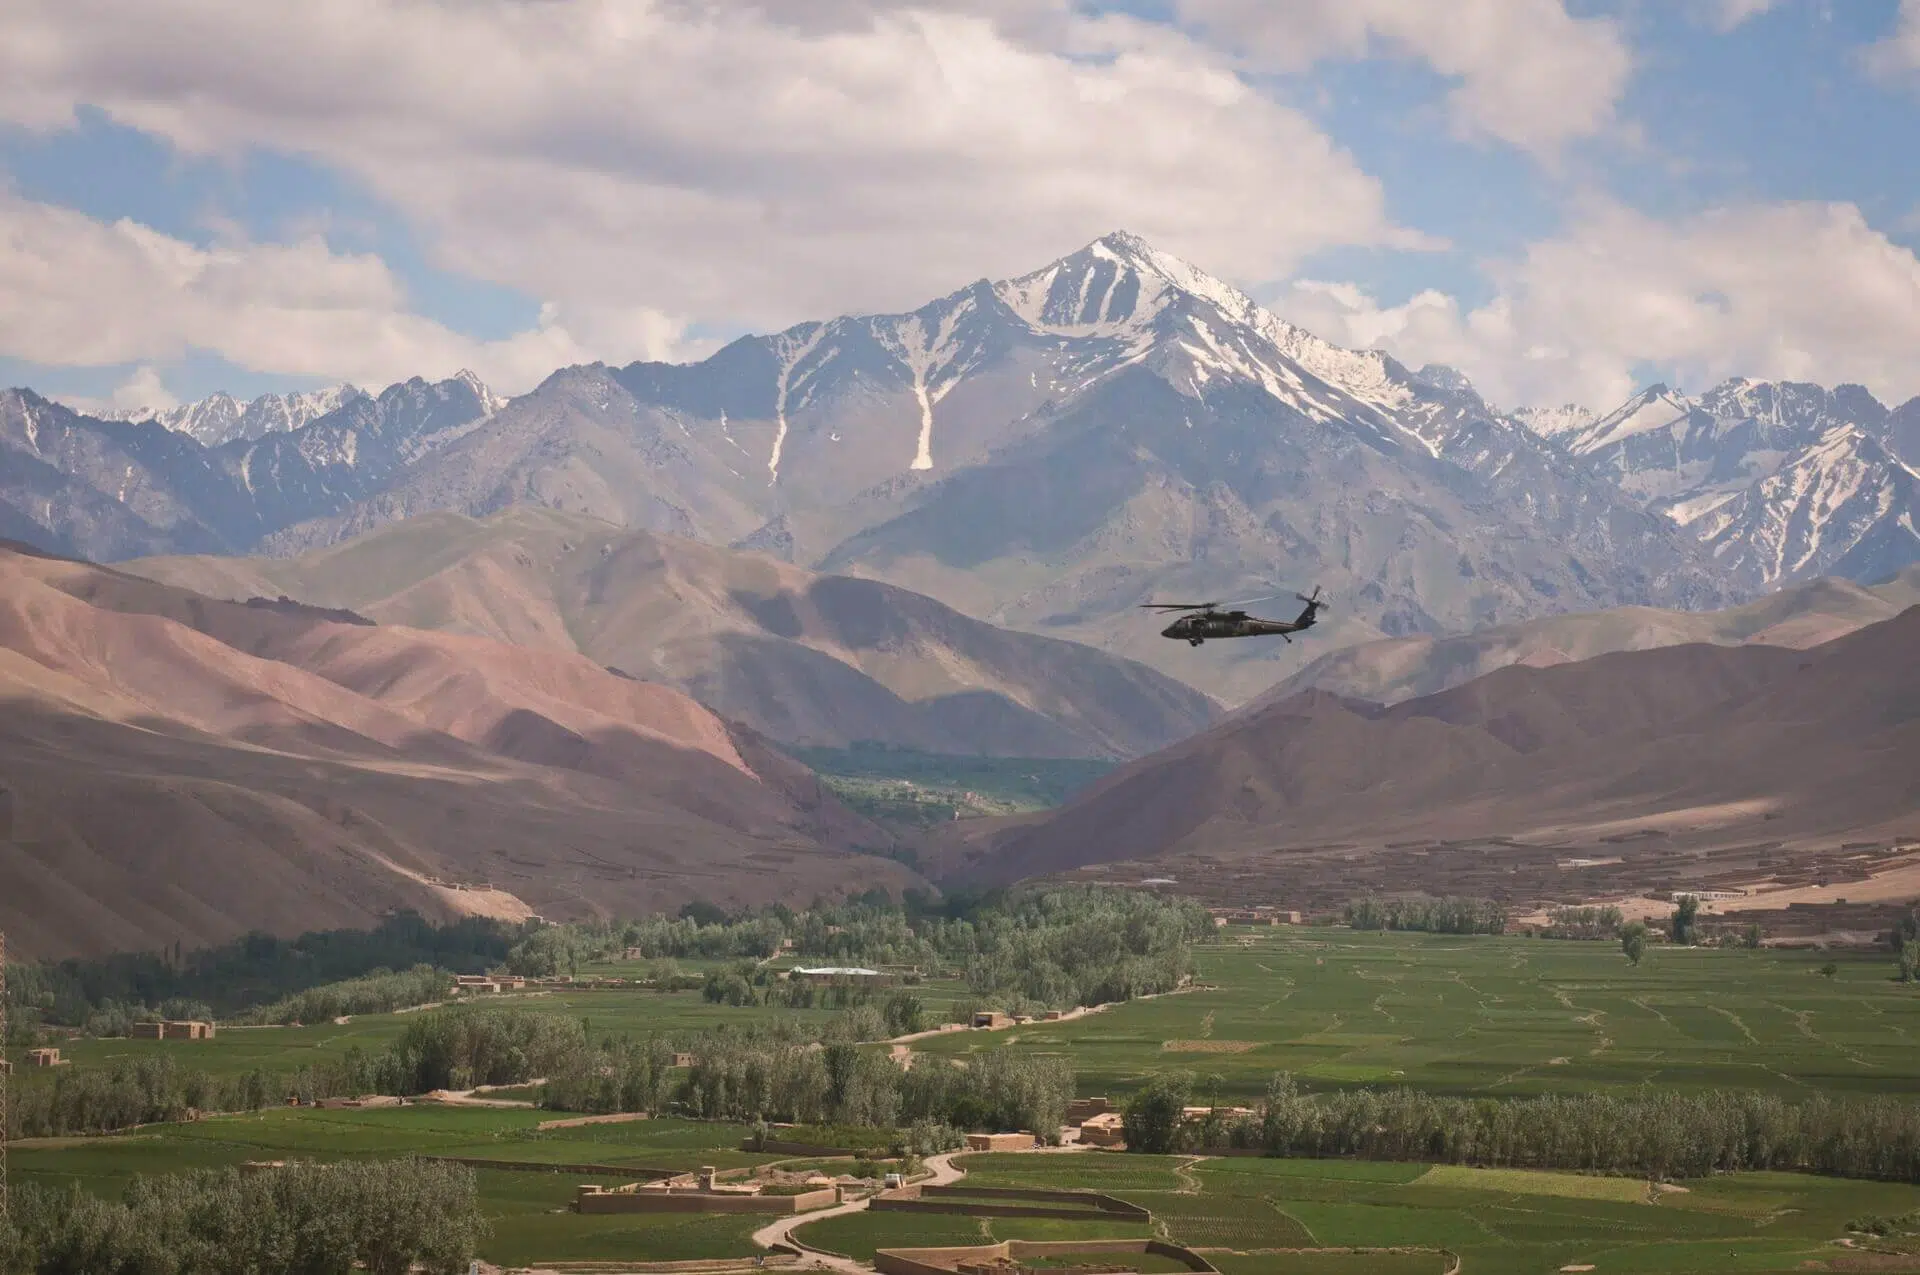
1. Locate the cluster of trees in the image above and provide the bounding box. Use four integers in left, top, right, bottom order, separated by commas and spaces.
336, 1006, 589, 1095
5, 911, 515, 1033
1893, 908, 1920, 984
951, 888, 1209, 1007
1344, 897, 1507, 935
699, 969, 926, 1022
1125, 1071, 1920, 1183
6, 1056, 286, 1140
228, 965, 452, 1026
682, 1032, 1072, 1137
515, 885, 1207, 1013
1541, 906, 1623, 939
1622, 921, 1651, 965
7, 884, 1202, 1048
1670, 894, 1701, 945
0, 1160, 484, 1275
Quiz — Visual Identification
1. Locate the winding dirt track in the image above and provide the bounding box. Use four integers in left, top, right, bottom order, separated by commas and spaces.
750, 1150, 968, 1272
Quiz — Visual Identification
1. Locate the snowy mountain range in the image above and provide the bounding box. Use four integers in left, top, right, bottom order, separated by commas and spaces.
4, 232, 1915, 702
108, 384, 371, 448
0, 372, 502, 559
1536, 378, 1920, 586
243, 231, 1747, 700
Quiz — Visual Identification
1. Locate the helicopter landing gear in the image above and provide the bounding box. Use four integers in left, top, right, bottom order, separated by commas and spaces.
1188, 638, 1204, 646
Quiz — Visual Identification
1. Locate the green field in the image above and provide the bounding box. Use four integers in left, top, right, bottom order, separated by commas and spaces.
908, 928, 1920, 1099
793, 1150, 1920, 1274
784, 744, 1117, 827
16, 926, 1920, 1270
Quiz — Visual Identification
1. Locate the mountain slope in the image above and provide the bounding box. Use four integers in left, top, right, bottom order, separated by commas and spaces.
0, 373, 501, 562
950, 604, 1920, 891
238, 232, 1740, 704
0, 539, 915, 960
1555, 379, 1920, 586
127, 506, 1220, 759
1256, 566, 1920, 708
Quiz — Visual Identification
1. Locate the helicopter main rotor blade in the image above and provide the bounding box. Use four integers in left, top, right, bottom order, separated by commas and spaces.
1218, 592, 1285, 609
1139, 601, 1219, 610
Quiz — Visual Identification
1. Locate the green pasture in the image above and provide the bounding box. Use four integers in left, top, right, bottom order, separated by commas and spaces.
1161, 1155, 1920, 1275
472, 1170, 769, 1267
9, 1109, 773, 1198
796, 1211, 1153, 1260
908, 928, 1920, 1100
1209, 1254, 1449, 1275
799, 1150, 1920, 1274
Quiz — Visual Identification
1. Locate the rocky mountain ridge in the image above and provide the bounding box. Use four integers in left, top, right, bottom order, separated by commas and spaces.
7, 234, 1916, 703
1541, 378, 1920, 586
106, 383, 370, 447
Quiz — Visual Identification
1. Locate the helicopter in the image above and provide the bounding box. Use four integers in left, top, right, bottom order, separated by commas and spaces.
1141, 586, 1328, 646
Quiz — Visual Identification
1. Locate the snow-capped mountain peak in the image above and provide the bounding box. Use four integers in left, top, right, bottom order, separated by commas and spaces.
1569, 384, 1695, 455
993, 229, 1267, 340
1512, 402, 1597, 438
111, 384, 369, 447
986, 231, 1416, 428
451, 368, 507, 417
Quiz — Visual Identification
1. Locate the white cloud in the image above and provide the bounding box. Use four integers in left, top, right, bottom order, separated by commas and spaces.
0, 0, 1415, 349
1171, 0, 1632, 154
0, 194, 679, 395
1704, 0, 1779, 32
112, 366, 180, 413
1866, 0, 1920, 77
1270, 201, 1920, 411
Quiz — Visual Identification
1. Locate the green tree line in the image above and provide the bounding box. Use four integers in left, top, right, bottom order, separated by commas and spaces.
5, 911, 514, 1032
1125, 1071, 1920, 1183
0, 1160, 484, 1275
7, 1003, 1065, 1139
513, 885, 1209, 1012
1344, 896, 1507, 935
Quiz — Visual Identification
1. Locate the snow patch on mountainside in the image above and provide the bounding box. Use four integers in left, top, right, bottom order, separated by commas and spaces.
874, 307, 980, 471
766, 324, 827, 484
1571, 385, 1695, 454
1513, 403, 1596, 438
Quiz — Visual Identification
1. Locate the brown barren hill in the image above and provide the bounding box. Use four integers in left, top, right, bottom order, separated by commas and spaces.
0, 540, 916, 959
125, 507, 1220, 758
950, 607, 1920, 890
1246, 568, 1920, 711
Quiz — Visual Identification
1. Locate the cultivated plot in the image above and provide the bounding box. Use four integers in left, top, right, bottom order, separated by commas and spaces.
909, 929, 1920, 1100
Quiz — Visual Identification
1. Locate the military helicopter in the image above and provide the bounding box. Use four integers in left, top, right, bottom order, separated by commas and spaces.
1141, 586, 1328, 646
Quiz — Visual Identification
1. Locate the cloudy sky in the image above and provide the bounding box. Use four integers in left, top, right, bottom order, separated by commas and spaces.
3, 0, 1918, 416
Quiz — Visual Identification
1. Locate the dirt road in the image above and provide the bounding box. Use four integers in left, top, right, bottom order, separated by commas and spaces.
750, 1150, 968, 1271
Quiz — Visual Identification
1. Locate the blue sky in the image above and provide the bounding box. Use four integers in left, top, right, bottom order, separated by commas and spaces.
2, 0, 1917, 414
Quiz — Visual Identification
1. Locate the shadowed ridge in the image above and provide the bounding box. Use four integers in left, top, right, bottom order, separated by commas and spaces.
947, 607, 1920, 887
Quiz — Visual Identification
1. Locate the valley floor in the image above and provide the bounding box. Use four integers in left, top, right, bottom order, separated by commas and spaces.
13, 930, 1920, 1271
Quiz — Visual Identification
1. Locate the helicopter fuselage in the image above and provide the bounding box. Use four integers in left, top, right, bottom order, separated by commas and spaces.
1160, 608, 1317, 645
